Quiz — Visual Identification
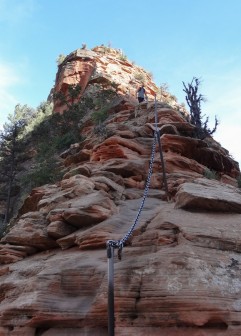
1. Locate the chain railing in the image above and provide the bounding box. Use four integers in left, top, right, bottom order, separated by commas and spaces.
106, 94, 168, 336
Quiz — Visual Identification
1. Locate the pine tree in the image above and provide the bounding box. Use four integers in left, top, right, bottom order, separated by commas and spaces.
0, 108, 26, 224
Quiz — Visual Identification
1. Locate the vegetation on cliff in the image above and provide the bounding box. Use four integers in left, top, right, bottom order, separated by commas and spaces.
0, 45, 239, 237
0, 77, 120, 230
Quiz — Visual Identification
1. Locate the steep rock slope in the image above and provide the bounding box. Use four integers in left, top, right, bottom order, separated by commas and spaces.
0, 46, 241, 336
53, 45, 184, 114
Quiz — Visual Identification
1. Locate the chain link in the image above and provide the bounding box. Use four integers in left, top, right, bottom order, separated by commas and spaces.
107, 96, 160, 256
119, 132, 157, 246
107, 131, 158, 256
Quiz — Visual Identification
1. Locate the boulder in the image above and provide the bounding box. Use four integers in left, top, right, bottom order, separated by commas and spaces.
1, 212, 57, 252
175, 178, 241, 213
47, 221, 76, 239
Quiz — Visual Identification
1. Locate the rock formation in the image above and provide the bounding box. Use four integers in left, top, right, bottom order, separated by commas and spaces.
53, 45, 184, 114
0, 46, 241, 335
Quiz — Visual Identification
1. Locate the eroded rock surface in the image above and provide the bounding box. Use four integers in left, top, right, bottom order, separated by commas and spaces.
175, 178, 241, 213
0, 45, 241, 335
1, 201, 241, 335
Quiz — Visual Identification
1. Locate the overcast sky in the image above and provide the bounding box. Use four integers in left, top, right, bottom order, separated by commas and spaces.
0, 0, 241, 167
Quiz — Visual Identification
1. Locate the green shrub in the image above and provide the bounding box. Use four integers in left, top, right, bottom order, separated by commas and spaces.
25, 161, 62, 188
92, 108, 109, 124
21, 142, 64, 190
118, 53, 127, 61
100, 46, 111, 54
237, 175, 241, 188
169, 94, 177, 102
147, 71, 153, 79
56, 54, 66, 65
204, 168, 218, 180
133, 71, 145, 82
54, 132, 83, 150
0, 221, 7, 238
94, 123, 108, 137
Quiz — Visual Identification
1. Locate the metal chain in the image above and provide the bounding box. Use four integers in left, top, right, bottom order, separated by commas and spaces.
106, 99, 161, 336
107, 130, 158, 257
107, 96, 161, 258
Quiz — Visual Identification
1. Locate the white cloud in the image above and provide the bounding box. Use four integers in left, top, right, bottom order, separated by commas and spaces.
205, 77, 241, 116
0, 62, 20, 88
215, 125, 241, 167
0, 62, 22, 128
203, 72, 241, 168
0, 0, 36, 24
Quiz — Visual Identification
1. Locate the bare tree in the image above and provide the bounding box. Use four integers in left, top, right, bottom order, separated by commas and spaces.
183, 77, 218, 139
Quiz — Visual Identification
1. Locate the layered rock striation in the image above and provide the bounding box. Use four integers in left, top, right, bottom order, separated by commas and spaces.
53, 45, 184, 114
0, 46, 241, 336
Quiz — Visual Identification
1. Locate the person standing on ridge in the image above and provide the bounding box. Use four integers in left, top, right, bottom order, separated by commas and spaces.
136, 84, 147, 103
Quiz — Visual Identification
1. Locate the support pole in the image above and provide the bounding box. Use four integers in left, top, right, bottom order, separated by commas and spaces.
154, 95, 169, 197
107, 243, 115, 336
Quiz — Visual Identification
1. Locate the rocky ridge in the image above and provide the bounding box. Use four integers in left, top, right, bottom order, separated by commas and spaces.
53, 45, 185, 114
0, 46, 241, 335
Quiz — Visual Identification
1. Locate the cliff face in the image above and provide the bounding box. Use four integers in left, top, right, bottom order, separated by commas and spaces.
53, 46, 183, 114
0, 46, 241, 336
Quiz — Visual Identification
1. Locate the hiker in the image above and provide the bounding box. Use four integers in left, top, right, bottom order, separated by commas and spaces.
136, 84, 147, 103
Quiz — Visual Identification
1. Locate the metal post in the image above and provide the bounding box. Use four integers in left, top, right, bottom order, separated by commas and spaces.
154, 95, 169, 197
107, 243, 115, 336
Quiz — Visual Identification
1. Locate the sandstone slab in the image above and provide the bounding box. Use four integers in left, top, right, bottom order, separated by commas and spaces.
48, 190, 118, 228
175, 178, 241, 213
1, 212, 57, 251
47, 221, 76, 239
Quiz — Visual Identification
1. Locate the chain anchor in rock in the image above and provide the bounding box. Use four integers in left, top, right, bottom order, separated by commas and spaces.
117, 242, 123, 261
106, 240, 115, 336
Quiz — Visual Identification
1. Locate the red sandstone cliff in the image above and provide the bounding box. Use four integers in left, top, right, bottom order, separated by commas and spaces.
0, 46, 241, 336
53, 45, 183, 114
